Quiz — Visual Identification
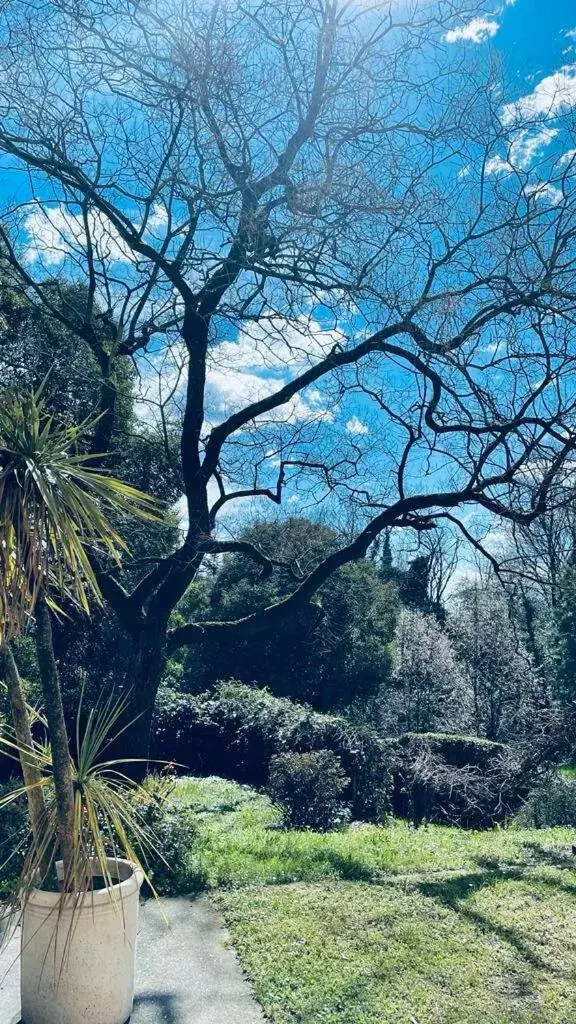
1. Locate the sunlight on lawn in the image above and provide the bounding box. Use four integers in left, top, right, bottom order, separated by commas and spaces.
172, 777, 576, 1024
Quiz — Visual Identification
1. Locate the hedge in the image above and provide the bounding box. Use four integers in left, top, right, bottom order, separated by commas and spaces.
152, 681, 394, 821
152, 684, 529, 827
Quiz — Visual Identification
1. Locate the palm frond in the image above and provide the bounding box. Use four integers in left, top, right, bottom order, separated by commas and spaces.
0, 386, 163, 642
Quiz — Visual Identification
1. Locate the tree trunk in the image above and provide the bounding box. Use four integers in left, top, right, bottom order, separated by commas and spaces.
35, 592, 76, 887
134, 629, 166, 760
104, 625, 167, 778
0, 642, 48, 868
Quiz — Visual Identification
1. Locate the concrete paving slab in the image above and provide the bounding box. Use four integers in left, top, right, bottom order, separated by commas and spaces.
0, 896, 266, 1024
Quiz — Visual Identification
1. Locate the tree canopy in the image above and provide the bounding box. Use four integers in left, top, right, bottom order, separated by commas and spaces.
0, 0, 575, 747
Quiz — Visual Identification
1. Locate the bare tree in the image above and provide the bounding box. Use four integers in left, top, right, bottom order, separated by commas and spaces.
0, 0, 576, 750
449, 580, 543, 740
506, 478, 576, 609
387, 607, 467, 733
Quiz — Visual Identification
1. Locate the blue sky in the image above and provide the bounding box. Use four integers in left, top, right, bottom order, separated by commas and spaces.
496, 0, 575, 85
2, 0, 576, 584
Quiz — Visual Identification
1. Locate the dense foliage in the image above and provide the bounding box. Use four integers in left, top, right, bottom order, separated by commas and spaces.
175, 518, 399, 711
268, 750, 351, 831
551, 554, 576, 702
124, 774, 198, 896
515, 769, 576, 828
153, 681, 394, 821
0, 779, 27, 897
152, 681, 536, 828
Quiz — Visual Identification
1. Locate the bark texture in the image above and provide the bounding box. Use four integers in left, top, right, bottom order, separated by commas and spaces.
35, 592, 76, 885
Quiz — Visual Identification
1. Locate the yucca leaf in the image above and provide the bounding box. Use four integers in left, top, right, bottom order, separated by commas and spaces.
0, 387, 164, 643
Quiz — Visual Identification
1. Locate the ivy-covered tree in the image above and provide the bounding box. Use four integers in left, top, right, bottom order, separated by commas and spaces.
0, 276, 183, 710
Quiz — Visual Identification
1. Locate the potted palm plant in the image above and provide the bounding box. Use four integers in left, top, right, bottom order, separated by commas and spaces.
0, 386, 165, 1024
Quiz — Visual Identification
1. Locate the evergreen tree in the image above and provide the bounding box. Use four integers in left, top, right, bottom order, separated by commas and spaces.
398, 556, 433, 614
177, 517, 399, 712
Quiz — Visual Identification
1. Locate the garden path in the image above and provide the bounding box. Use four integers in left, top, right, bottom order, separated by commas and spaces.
0, 895, 266, 1024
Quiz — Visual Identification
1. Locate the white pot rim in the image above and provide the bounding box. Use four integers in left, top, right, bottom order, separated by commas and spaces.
25, 857, 144, 910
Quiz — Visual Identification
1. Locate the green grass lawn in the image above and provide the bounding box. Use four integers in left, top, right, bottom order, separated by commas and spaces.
173, 776, 576, 1024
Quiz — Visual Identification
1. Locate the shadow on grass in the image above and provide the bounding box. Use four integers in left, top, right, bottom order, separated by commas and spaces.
521, 841, 576, 872
304, 848, 376, 881
196, 801, 245, 815
417, 855, 574, 973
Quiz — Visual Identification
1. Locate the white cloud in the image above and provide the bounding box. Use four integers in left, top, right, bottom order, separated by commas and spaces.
203, 313, 343, 426
502, 64, 576, 124
509, 127, 559, 168
206, 365, 334, 424
566, 28, 576, 41
525, 181, 564, 205
485, 127, 559, 177
135, 315, 340, 430
146, 203, 168, 231
445, 17, 500, 44
345, 416, 369, 435
485, 155, 513, 177
23, 201, 169, 265
558, 148, 576, 166
23, 206, 134, 265
212, 315, 344, 374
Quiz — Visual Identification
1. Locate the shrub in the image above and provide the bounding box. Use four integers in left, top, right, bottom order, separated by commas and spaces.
152, 681, 394, 821
0, 714, 11, 781
0, 779, 29, 898
515, 771, 576, 828
268, 750, 351, 830
392, 733, 528, 828
124, 773, 198, 895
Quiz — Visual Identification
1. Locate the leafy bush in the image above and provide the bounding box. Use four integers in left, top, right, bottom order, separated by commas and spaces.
153, 681, 394, 821
0, 714, 11, 781
0, 779, 29, 898
515, 771, 576, 828
124, 773, 198, 895
268, 750, 351, 830
392, 733, 528, 828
